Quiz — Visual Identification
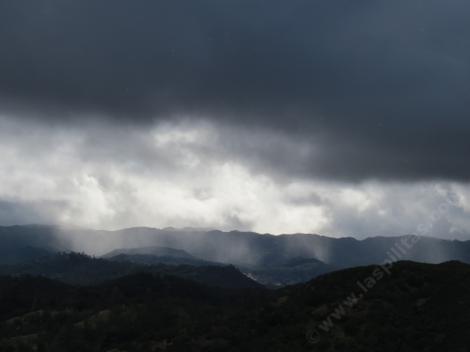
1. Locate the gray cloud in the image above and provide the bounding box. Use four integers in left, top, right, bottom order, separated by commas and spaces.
1, 0, 470, 181
0, 116, 469, 238
1, 1, 470, 236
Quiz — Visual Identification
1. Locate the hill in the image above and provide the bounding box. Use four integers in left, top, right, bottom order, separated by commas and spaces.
1, 261, 470, 351
103, 246, 223, 267
0, 252, 262, 289
103, 246, 195, 259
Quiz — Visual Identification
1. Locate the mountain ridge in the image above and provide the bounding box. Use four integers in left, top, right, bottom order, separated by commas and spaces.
2, 225, 470, 286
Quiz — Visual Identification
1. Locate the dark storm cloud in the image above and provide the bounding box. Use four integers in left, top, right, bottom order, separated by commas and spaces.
1, 0, 470, 181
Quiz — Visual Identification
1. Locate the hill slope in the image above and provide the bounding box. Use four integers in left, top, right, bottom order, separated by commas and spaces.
1, 261, 470, 351
0, 252, 262, 289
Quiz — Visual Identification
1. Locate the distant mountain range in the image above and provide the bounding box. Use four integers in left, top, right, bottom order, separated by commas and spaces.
2, 225, 470, 286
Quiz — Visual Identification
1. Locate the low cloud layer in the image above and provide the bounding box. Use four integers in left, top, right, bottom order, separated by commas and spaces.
0, 115, 469, 238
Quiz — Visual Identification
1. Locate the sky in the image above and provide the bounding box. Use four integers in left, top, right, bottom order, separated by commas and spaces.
1, 0, 470, 238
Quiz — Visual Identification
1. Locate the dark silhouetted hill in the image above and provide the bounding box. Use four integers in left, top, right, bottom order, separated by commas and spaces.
0, 252, 262, 289
1, 261, 470, 351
